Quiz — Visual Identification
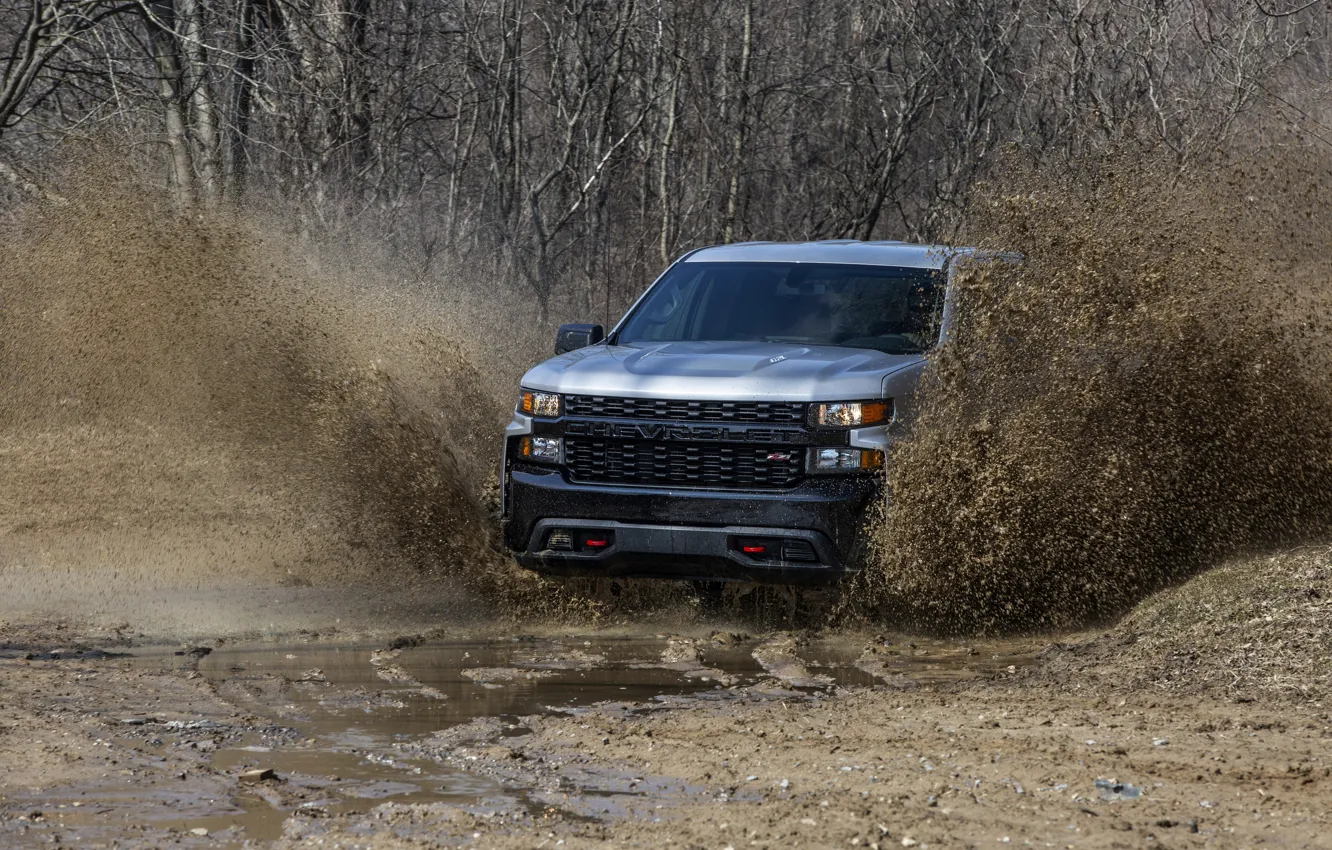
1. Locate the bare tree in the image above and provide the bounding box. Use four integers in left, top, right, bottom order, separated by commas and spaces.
0, 0, 1324, 303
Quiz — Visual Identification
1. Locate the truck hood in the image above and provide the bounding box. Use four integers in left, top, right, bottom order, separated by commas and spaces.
520, 341, 924, 401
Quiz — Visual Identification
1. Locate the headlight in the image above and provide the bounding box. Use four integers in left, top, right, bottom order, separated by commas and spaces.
811, 400, 891, 428
809, 447, 884, 472
520, 390, 561, 417
518, 436, 561, 463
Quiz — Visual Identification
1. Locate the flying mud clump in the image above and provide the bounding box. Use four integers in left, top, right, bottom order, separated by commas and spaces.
0, 162, 546, 618
864, 150, 1332, 635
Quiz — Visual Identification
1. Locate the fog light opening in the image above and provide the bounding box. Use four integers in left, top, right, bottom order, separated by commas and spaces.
546, 529, 573, 551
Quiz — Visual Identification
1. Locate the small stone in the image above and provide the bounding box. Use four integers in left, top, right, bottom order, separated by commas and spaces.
190, 828, 209, 836
239, 768, 276, 784
746, 775, 759, 782
901, 838, 918, 847
1152, 738, 1169, 746
120, 717, 148, 726
1095, 779, 1142, 801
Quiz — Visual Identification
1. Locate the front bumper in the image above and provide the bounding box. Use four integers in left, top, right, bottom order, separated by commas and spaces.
503, 465, 879, 584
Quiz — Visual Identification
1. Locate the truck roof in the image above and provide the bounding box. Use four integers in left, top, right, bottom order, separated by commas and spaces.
682, 240, 954, 269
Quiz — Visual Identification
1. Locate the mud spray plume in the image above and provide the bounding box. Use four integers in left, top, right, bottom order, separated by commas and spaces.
0, 160, 562, 629
860, 149, 1332, 635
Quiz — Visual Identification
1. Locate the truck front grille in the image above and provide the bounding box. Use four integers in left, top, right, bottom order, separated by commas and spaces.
564, 438, 803, 489
564, 396, 805, 424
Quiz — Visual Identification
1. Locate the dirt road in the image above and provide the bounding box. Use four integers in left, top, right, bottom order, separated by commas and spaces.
2, 554, 1329, 850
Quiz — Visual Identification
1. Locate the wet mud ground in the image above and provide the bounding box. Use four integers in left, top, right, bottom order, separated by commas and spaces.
1, 622, 1328, 849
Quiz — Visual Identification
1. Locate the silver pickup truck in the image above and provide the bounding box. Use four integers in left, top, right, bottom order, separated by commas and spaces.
500, 240, 975, 585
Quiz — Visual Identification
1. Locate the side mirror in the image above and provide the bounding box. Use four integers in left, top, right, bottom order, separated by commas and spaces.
555, 323, 605, 354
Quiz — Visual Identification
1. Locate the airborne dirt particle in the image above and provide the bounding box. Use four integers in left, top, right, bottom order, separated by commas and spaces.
859, 148, 1332, 635
0, 160, 558, 634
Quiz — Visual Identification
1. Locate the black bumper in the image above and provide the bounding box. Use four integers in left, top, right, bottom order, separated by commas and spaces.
503, 464, 879, 584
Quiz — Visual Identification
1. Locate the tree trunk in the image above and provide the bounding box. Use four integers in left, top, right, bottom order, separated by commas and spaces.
144, 0, 196, 209
721, 0, 753, 243
178, 0, 219, 204
229, 0, 256, 196
658, 66, 680, 264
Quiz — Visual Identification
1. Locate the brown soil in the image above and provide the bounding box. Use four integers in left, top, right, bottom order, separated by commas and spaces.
3, 547, 1330, 848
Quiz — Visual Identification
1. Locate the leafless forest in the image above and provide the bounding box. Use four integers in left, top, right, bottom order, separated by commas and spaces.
2, 0, 1330, 320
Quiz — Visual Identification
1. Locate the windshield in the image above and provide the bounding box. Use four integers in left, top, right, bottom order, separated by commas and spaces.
614, 262, 943, 355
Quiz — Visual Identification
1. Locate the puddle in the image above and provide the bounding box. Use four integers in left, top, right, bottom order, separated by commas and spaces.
3, 633, 1038, 846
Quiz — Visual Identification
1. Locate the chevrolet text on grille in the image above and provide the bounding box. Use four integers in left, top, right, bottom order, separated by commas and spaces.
563, 420, 805, 443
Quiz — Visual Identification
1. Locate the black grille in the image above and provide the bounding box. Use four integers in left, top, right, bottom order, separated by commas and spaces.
564, 395, 805, 423
564, 438, 803, 489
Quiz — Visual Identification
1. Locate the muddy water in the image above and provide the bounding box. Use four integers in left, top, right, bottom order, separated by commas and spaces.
3, 634, 1035, 846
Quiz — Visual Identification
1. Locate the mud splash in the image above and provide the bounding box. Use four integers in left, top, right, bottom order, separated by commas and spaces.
863, 149, 1332, 634
0, 161, 551, 631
